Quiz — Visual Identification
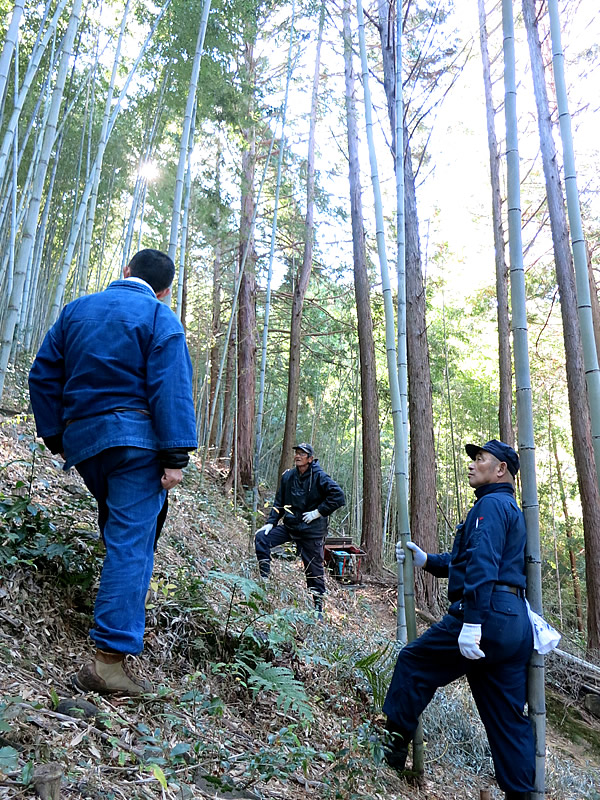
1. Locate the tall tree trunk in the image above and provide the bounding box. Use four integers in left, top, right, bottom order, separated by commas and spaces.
342, 0, 382, 573
209, 236, 223, 450
227, 39, 257, 490
523, 0, 600, 655
587, 247, 600, 365
552, 431, 585, 633
375, 0, 439, 613
478, 0, 514, 446
218, 328, 235, 459
404, 137, 439, 614
277, 5, 326, 479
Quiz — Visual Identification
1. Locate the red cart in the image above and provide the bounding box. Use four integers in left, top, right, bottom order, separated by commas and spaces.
324, 536, 367, 585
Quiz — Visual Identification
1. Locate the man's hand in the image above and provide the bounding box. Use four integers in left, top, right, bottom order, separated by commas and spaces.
161, 468, 183, 490
302, 509, 321, 524
406, 541, 427, 568
256, 523, 273, 536
395, 542, 405, 564
458, 623, 485, 659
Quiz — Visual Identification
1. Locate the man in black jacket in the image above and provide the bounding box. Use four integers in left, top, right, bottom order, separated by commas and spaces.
255, 443, 345, 612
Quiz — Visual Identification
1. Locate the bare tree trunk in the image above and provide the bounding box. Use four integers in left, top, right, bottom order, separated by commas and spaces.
404, 138, 439, 614
552, 430, 585, 633
587, 247, 600, 368
277, 4, 326, 479
342, 0, 382, 573
523, 0, 600, 654
218, 329, 235, 460
374, 0, 439, 612
227, 39, 257, 490
478, 0, 514, 446
209, 237, 222, 450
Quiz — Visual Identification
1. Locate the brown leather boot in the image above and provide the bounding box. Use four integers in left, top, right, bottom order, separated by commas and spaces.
72, 650, 153, 695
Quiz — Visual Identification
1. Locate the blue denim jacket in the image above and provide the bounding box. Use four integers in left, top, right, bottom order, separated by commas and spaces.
29, 279, 198, 469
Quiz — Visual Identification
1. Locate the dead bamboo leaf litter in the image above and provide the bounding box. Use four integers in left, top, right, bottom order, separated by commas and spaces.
0, 416, 598, 799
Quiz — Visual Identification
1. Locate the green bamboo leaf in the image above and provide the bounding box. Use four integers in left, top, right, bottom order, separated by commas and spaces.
150, 763, 167, 788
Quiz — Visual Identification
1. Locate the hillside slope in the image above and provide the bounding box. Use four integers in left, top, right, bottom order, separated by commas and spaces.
0, 414, 599, 799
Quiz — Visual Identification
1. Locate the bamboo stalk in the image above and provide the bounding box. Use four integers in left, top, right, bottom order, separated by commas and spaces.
168, 0, 212, 264
501, 1, 545, 795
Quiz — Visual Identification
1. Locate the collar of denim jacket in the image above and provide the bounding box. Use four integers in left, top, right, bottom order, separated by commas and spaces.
124, 276, 156, 296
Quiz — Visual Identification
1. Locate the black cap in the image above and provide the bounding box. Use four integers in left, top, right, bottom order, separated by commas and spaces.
465, 439, 520, 476
293, 442, 314, 457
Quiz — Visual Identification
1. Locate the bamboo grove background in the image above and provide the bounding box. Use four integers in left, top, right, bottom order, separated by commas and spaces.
1, 0, 600, 655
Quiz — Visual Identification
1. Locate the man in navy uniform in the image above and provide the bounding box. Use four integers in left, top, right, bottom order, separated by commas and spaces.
383, 440, 534, 800
29, 249, 197, 695
255, 443, 345, 614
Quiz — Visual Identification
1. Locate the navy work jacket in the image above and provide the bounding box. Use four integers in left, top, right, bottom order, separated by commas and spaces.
28, 279, 198, 469
425, 483, 527, 625
266, 459, 345, 538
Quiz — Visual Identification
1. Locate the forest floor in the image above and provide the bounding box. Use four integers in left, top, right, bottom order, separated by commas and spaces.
1, 403, 599, 799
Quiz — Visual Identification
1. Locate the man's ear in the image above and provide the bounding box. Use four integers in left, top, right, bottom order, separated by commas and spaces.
123, 263, 131, 278
498, 461, 508, 477
156, 286, 171, 300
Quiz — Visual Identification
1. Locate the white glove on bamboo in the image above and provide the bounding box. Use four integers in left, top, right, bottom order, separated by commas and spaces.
406, 541, 427, 568
302, 509, 321, 524
256, 523, 273, 536
395, 542, 405, 564
458, 623, 485, 659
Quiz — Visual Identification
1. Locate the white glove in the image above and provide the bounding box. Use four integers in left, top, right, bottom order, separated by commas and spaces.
406, 541, 427, 568
302, 509, 321, 524
458, 623, 485, 659
395, 542, 405, 564
256, 523, 273, 536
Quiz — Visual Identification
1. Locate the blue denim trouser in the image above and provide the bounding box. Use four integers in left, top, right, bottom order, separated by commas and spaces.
76, 446, 166, 654
383, 593, 534, 792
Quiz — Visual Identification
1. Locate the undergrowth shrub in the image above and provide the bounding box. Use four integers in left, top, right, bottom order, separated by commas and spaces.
0, 491, 102, 585
0, 439, 102, 585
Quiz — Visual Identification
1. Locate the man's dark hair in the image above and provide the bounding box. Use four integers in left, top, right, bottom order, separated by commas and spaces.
127, 249, 175, 293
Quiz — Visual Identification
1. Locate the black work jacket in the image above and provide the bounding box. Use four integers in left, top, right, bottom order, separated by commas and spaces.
266, 459, 345, 538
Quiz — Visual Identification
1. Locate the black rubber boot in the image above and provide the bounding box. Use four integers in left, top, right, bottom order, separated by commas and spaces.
313, 593, 324, 621
383, 719, 411, 772
504, 792, 530, 800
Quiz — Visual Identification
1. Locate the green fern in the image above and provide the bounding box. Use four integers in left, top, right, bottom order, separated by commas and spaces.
246, 660, 313, 721
355, 644, 396, 711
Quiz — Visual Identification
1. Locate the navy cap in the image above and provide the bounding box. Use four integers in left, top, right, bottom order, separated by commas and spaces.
294, 442, 314, 457
465, 439, 520, 476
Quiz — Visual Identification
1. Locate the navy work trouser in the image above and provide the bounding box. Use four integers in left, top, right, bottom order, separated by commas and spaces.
76, 446, 166, 655
255, 525, 326, 597
383, 592, 535, 793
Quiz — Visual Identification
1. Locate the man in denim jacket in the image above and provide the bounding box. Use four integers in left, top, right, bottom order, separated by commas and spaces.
29, 249, 197, 695
383, 440, 534, 800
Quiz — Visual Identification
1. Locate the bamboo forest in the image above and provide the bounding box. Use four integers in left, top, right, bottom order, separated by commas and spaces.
1, 0, 600, 798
